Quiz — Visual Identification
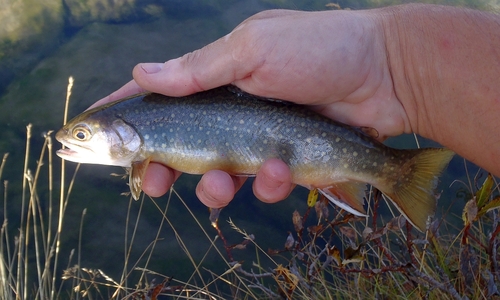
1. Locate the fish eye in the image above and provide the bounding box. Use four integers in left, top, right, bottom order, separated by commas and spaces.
72, 125, 91, 141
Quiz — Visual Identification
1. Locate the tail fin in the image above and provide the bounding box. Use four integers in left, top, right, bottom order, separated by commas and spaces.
377, 148, 454, 232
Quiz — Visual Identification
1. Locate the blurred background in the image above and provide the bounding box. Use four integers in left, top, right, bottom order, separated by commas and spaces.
0, 0, 495, 296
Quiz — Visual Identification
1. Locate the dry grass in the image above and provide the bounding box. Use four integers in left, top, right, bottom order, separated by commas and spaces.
1, 77, 499, 299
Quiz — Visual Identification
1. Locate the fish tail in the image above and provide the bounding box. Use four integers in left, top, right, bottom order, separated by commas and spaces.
377, 148, 454, 232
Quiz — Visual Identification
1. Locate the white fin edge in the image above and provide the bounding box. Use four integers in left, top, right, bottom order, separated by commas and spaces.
318, 189, 368, 217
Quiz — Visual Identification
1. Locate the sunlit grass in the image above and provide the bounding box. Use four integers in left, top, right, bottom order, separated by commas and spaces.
0, 77, 499, 299
0, 77, 79, 300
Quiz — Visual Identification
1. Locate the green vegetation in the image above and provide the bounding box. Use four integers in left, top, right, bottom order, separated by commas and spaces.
1, 78, 500, 299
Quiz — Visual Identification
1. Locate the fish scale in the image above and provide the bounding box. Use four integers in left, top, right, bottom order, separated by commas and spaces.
55, 85, 454, 231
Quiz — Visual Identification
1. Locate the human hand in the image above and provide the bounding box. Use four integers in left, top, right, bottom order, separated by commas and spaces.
92, 9, 407, 207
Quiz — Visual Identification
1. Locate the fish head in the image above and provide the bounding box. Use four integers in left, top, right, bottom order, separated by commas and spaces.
55, 116, 142, 168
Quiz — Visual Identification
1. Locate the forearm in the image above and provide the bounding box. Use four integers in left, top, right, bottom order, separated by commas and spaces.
379, 4, 500, 175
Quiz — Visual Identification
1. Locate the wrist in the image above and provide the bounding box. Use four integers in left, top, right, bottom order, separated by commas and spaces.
376, 4, 439, 140
377, 4, 500, 145
376, 4, 500, 175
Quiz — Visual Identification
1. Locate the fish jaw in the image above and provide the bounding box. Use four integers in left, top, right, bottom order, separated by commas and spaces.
56, 141, 130, 166
56, 145, 102, 164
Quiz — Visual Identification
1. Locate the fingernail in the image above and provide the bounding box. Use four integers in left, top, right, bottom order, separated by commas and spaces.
140, 63, 163, 74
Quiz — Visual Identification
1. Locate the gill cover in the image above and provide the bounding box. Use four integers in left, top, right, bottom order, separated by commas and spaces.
108, 119, 143, 165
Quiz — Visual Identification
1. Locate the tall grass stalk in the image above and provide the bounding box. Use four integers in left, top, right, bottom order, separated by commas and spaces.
52, 76, 74, 300
0, 153, 9, 298
19, 123, 30, 299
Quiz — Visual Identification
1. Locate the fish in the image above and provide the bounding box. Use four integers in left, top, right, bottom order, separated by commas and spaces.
55, 85, 454, 231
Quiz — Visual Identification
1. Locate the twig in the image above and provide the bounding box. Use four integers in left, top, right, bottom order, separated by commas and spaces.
307, 245, 328, 278
413, 267, 464, 300
371, 189, 381, 231
232, 263, 273, 279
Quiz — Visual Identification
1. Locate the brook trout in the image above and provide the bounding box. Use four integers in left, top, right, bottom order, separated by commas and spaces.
56, 85, 454, 231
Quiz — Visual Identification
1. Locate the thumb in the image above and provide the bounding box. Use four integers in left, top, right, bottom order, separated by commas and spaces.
132, 35, 259, 96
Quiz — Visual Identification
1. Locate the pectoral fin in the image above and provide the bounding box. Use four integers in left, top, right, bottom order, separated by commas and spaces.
129, 157, 152, 200
318, 182, 367, 217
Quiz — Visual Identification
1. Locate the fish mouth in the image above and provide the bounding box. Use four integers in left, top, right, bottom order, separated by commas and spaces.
55, 141, 94, 163
56, 147, 79, 159
56, 146, 87, 162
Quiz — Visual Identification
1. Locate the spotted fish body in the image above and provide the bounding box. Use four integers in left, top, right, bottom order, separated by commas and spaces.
56, 85, 454, 231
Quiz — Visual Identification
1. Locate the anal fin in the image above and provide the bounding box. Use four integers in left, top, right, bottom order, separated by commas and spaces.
318, 182, 367, 217
129, 157, 152, 200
